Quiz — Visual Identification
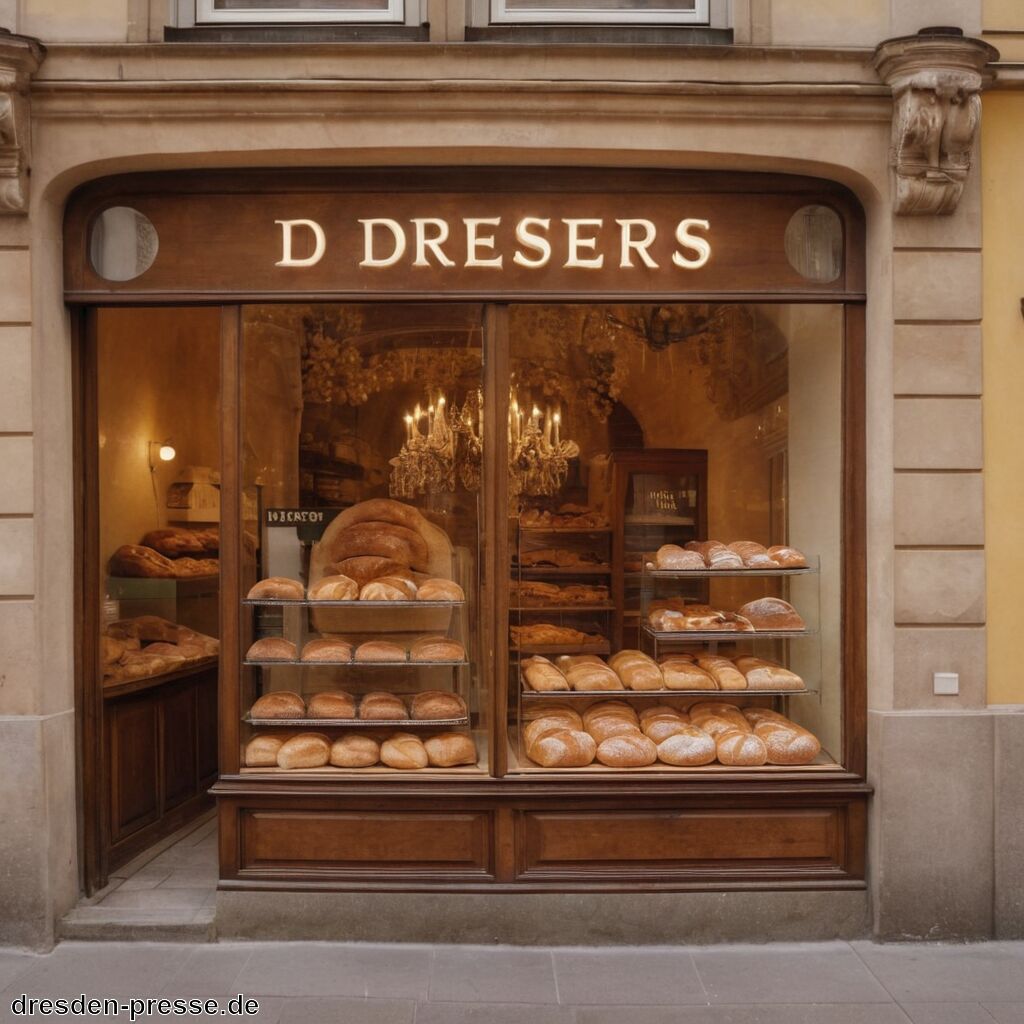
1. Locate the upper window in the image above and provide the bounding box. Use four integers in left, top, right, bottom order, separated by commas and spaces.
196, 0, 405, 23
490, 0, 707, 24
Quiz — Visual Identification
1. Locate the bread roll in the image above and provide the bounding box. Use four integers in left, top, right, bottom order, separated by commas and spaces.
381, 732, 428, 769
654, 544, 706, 571
329, 734, 380, 768
358, 691, 408, 720
277, 732, 330, 769
609, 650, 664, 691
596, 733, 657, 767
688, 701, 751, 737
300, 637, 353, 663
410, 635, 466, 662
247, 577, 305, 601
564, 659, 623, 692
660, 657, 718, 690
250, 690, 305, 719
695, 655, 747, 691
715, 728, 768, 767
424, 732, 478, 767
738, 598, 806, 631
524, 713, 584, 747
326, 556, 410, 589
410, 690, 467, 720
657, 727, 718, 766
354, 640, 406, 662
521, 656, 570, 692
727, 541, 779, 569
307, 690, 356, 719
768, 544, 808, 568
308, 574, 359, 601
245, 637, 298, 663
733, 656, 804, 691
109, 544, 178, 579
328, 521, 429, 572
527, 728, 597, 768
245, 733, 289, 767
416, 578, 465, 602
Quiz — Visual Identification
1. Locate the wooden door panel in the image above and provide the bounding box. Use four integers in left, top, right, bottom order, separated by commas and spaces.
161, 683, 198, 811
108, 698, 160, 843
196, 669, 219, 785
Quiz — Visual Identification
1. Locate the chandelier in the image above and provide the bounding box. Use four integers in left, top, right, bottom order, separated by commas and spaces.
507, 392, 579, 504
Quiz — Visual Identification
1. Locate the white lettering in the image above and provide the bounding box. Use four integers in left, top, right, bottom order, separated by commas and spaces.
616, 218, 659, 269
512, 217, 552, 269
411, 218, 455, 268
359, 218, 407, 268
464, 218, 503, 268
563, 219, 604, 269
275, 219, 326, 268
672, 218, 712, 269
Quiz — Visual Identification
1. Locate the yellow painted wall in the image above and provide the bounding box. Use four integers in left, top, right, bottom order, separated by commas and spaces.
982, 92, 1024, 705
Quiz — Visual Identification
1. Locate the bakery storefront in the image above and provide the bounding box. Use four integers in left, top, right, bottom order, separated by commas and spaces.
67, 168, 868, 929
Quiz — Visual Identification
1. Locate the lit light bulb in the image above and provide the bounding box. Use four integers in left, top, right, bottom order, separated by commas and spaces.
158, 444, 176, 462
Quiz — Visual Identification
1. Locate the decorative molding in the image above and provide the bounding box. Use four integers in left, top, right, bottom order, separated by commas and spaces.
874, 28, 999, 217
0, 30, 45, 215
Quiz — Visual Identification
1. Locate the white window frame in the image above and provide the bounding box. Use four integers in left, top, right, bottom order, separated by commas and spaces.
489, 0, 708, 25
195, 0, 406, 24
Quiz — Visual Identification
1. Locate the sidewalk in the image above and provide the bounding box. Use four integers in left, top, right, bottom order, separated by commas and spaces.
1, 939, 1023, 1023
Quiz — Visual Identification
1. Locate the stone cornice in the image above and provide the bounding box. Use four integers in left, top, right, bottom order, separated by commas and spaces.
0, 30, 45, 214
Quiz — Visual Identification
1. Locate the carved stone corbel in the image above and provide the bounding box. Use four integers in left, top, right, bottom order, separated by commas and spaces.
0, 29, 45, 216
874, 28, 998, 216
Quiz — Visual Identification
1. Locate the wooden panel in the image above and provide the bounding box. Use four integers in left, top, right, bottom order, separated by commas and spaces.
196, 669, 219, 784
107, 697, 160, 843
240, 810, 493, 878
161, 682, 199, 811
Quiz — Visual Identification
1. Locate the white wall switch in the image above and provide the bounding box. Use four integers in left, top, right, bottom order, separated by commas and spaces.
933, 672, 960, 696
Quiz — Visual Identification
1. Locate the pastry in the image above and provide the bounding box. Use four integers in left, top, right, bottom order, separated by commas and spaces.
360, 575, 419, 601
109, 545, 177, 579
300, 638, 353, 663
308, 574, 359, 601
410, 635, 466, 662
250, 690, 305, 719
694, 655, 748, 691
245, 637, 298, 662
329, 734, 380, 768
325, 556, 410, 589
380, 732, 429, 769
715, 729, 769, 767
596, 733, 657, 768
328, 521, 429, 572
410, 690, 467, 720
738, 597, 806, 631
768, 545, 809, 568
424, 732, 478, 767
139, 528, 205, 558
307, 690, 357, 719
660, 656, 718, 690
354, 640, 406, 662
657, 727, 718, 766
733, 656, 805, 691
654, 545, 705, 571
521, 655, 570, 692
609, 650, 664, 691
358, 691, 408, 720
245, 733, 290, 767
416, 578, 465, 602
527, 728, 597, 768
247, 577, 305, 601
277, 732, 331, 769
727, 541, 779, 569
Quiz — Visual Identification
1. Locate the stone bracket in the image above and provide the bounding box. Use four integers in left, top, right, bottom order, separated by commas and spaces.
874, 28, 998, 217
0, 30, 45, 216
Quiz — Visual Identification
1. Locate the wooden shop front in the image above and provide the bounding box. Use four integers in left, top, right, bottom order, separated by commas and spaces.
67, 168, 868, 896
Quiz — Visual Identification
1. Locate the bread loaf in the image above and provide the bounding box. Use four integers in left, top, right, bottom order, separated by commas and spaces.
410, 635, 466, 662
329, 734, 380, 768
715, 729, 768, 767
326, 556, 410, 588
639, 703, 688, 724
140, 528, 205, 558
654, 544, 706, 571
743, 708, 821, 765
727, 541, 779, 569
596, 733, 657, 767
245, 638, 298, 662
308, 574, 359, 601
329, 521, 429, 572
277, 732, 330, 769
660, 656, 718, 690
767, 545, 808, 568
137, 642, 188, 664
688, 701, 751, 737
695, 655, 747, 691
424, 732, 478, 767
300, 637, 353, 663
380, 732, 429, 769
416, 578, 465, 602
583, 700, 639, 726
354, 640, 406, 662
586, 717, 642, 744
738, 597, 805, 631
307, 691, 356, 719
527, 728, 597, 768
358, 691, 408, 720
563, 658, 623, 692
733, 656, 804, 691
247, 577, 305, 601
245, 733, 290, 767
708, 546, 744, 570
609, 650, 664, 691
332, 498, 425, 535
641, 710, 692, 744
685, 540, 727, 563
249, 690, 305, 719
524, 715, 583, 748
656, 726, 718, 766
359, 575, 418, 601
410, 690, 467, 720
521, 656, 570, 692
109, 544, 178, 579
523, 700, 581, 725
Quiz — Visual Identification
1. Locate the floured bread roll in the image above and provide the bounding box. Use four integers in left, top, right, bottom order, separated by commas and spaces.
300, 637, 353, 663
330, 734, 380, 768
416, 578, 465, 602
655, 544, 706, 571
381, 732, 429, 769
738, 597, 805, 631
247, 577, 305, 600
308, 574, 359, 601
246, 638, 298, 662
354, 640, 406, 662
768, 545, 808, 568
410, 690, 467, 720
609, 650, 664, 691
277, 732, 330, 769
521, 655, 570, 692
685, 540, 727, 563
583, 700, 642, 744
596, 733, 657, 767
527, 728, 597, 768
707, 547, 744, 570
306, 691, 356, 719
424, 731, 478, 767
250, 690, 305, 719
523, 709, 584, 747
358, 691, 408, 720
245, 733, 290, 767
656, 726, 718, 766
360, 575, 418, 601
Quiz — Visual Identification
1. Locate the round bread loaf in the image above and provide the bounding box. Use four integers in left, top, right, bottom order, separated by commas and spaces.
656, 726, 718, 766
300, 637, 353, 663
250, 690, 305, 719
596, 733, 657, 767
329, 734, 380, 768
410, 690, 467, 720
326, 556, 410, 588
277, 732, 330, 769
307, 574, 359, 601
416, 578, 465, 602
715, 728, 768, 766
247, 577, 305, 601
328, 521, 429, 572
307, 690, 357, 719
737, 597, 805, 631
354, 640, 406, 662
424, 731, 478, 767
245, 733, 290, 767
381, 732, 429, 769
654, 544, 706, 571
245, 637, 298, 662
521, 656, 570, 692
358, 691, 408, 720
360, 576, 418, 601
523, 713, 584, 748
332, 498, 425, 534
527, 728, 597, 768
609, 650, 664, 691
410, 635, 466, 662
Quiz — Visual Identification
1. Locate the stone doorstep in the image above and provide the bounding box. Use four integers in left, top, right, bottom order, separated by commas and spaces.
57, 907, 216, 944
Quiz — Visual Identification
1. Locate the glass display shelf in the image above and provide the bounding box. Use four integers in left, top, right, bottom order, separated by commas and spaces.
642, 625, 819, 642
243, 598, 465, 608
243, 712, 470, 728
244, 658, 470, 668
518, 687, 816, 699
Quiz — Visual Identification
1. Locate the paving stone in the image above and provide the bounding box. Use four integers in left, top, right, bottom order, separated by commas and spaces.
159, 945, 254, 997
553, 949, 706, 1005
579, 1007, 912, 1024
429, 948, 558, 1004
0, 951, 35, 992
983, 1005, 1024, 1024
416, 1003, 576, 1024
114, 869, 174, 892
98, 888, 211, 911
234, 943, 370, 997
901, 1003, 997, 1023
278, 997, 415, 1023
